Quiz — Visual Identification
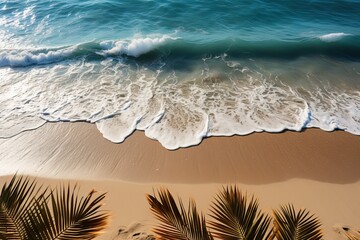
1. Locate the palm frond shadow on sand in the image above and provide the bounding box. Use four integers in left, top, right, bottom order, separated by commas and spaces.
147, 188, 213, 240
0, 175, 108, 240
147, 186, 324, 240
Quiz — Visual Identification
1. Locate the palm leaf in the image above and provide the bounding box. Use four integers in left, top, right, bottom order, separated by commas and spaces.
0, 175, 43, 240
343, 230, 360, 240
272, 204, 323, 240
209, 186, 271, 240
22, 185, 108, 240
146, 188, 213, 240
343, 229, 360, 240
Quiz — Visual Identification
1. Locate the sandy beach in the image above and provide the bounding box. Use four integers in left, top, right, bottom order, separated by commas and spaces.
2, 1, 360, 239
0, 122, 359, 239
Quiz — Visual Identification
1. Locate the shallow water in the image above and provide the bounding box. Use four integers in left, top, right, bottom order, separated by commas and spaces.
0, 0, 359, 149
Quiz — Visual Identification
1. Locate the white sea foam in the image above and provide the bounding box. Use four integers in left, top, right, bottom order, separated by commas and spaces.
306, 89, 360, 134
0, 55, 359, 149
0, 35, 176, 68
319, 33, 350, 42
0, 47, 75, 67
99, 35, 175, 57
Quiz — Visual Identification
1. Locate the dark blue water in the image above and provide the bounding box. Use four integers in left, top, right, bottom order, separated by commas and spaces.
0, 0, 359, 149
1, 0, 360, 45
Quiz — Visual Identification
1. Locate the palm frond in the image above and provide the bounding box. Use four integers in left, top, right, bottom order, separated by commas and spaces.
22, 185, 108, 240
209, 186, 271, 240
0, 175, 42, 239
272, 204, 323, 240
146, 188, 213, 240
334, 225, 360, 240
343, 230, 360, 240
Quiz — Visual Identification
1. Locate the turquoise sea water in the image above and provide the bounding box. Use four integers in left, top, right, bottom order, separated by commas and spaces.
0, 0, 359, 149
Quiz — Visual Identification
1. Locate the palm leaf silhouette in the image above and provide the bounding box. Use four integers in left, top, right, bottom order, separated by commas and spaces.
272, 204, 322, 240
0, 175, 108, 240
342, 228, 360, 240
0, 175, 43, 239
209, 186, 271, 240
343, 230, 360, 240
147, 188, 213, 240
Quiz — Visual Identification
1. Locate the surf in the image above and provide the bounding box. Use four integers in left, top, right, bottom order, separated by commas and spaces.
1, 34, 359, 68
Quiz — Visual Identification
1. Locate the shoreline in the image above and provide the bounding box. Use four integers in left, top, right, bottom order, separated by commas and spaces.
0, 122, 359, 184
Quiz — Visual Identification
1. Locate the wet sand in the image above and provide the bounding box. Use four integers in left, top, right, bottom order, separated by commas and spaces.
0, 122, 359, 183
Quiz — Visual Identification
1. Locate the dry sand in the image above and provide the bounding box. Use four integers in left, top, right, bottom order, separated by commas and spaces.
0, 122, 359, 239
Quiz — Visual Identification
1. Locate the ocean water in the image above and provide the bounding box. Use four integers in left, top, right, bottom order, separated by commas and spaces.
0, 0, 359, 149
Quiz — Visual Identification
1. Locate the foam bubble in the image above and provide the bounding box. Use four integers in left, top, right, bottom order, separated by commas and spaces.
319, 33, 350, 42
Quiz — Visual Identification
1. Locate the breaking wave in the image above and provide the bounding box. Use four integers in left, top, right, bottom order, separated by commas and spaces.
1, 34, 359, 68
319, 33, 351, 42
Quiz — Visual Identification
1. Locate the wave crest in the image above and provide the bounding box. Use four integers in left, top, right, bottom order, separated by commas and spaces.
319, 33, 351, 42
99, 35, 175, 57
0, 47, 75, 67
1, 34, 359, 68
